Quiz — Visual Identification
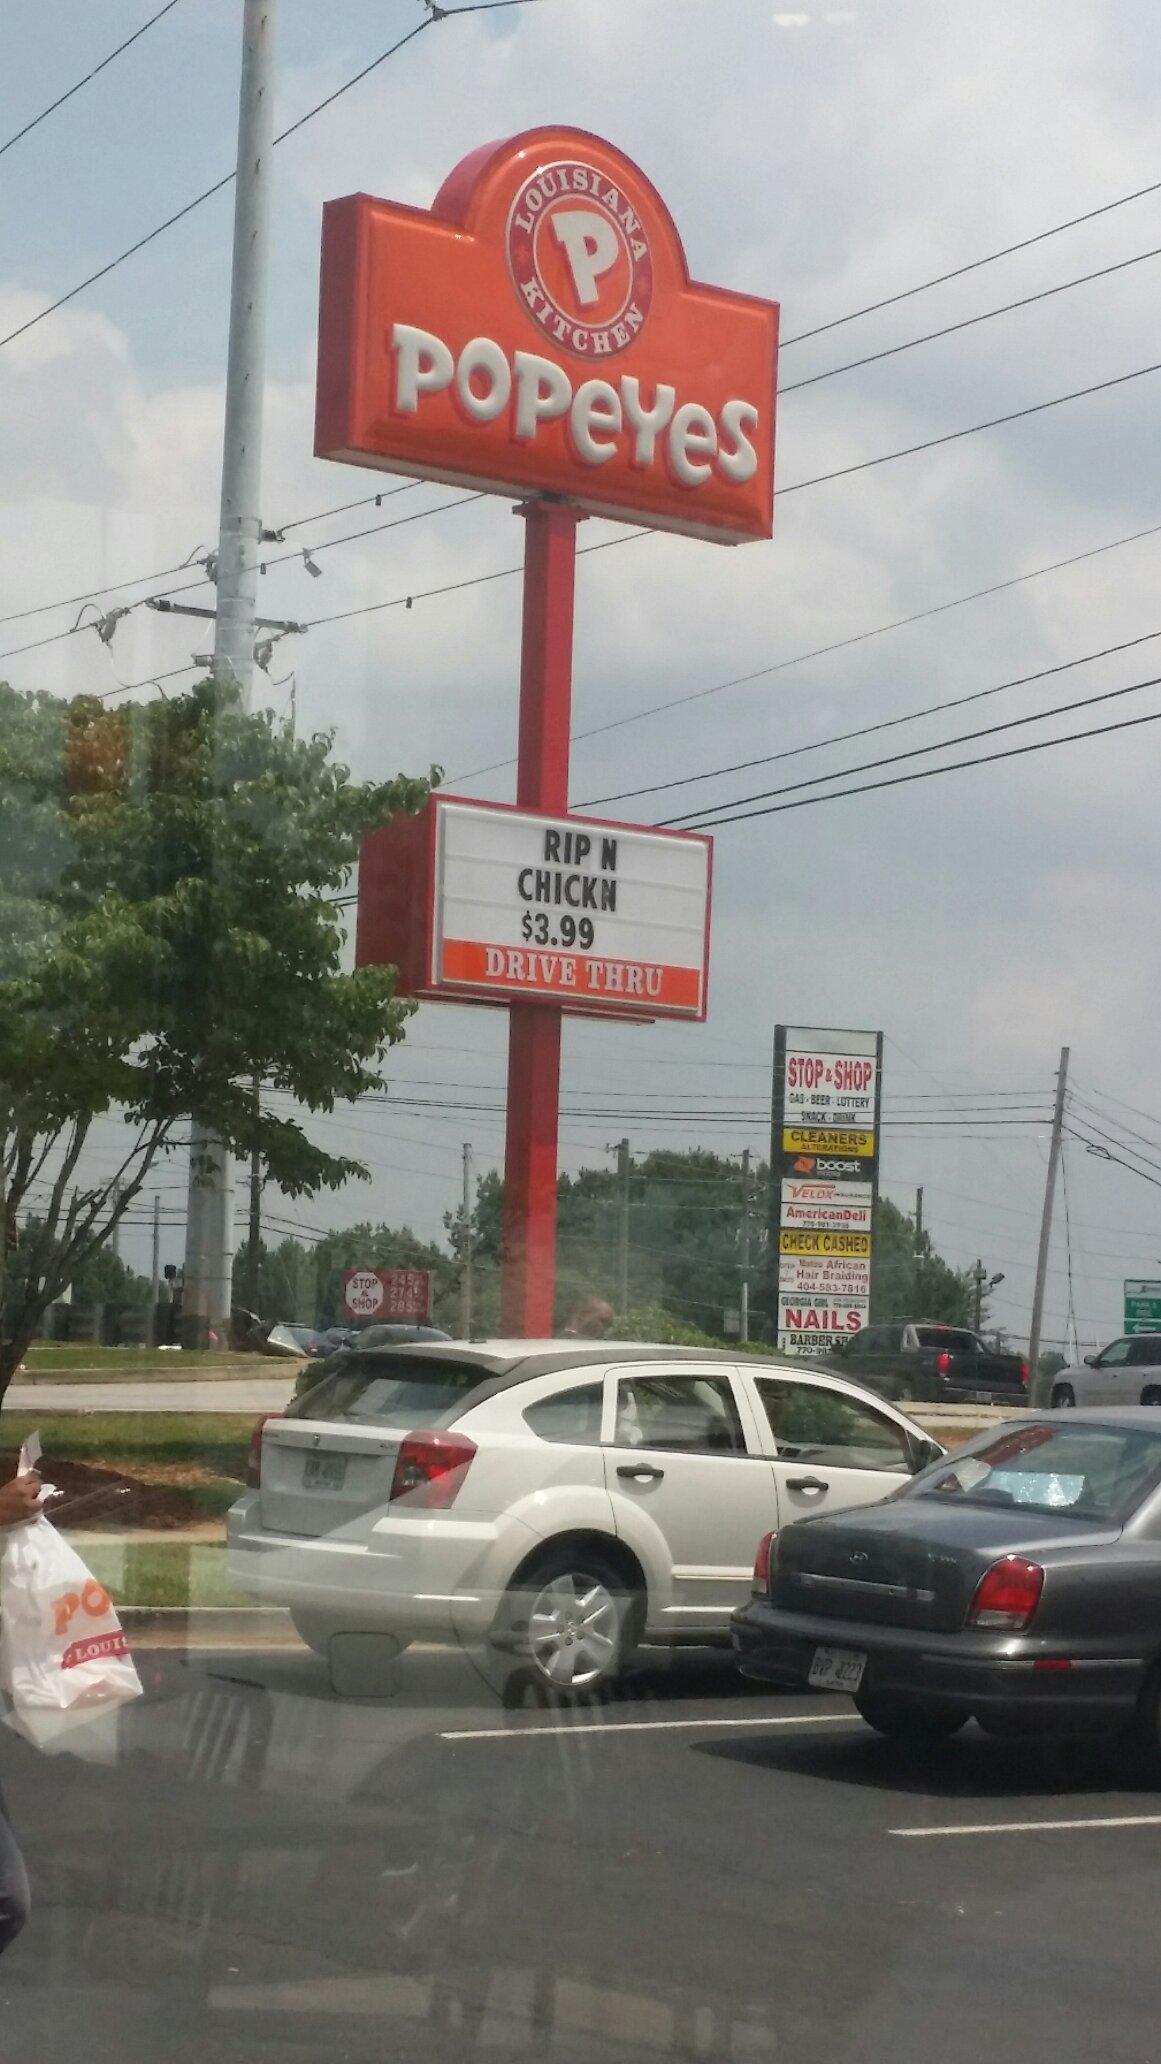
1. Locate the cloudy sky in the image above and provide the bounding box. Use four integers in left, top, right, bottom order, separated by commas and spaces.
4, 0, 1161, 1348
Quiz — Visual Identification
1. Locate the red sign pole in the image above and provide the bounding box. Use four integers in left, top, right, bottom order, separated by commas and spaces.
500, 498, 580, 1335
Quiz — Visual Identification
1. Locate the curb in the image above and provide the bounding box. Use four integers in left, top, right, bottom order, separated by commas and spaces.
120, 1606, 298, 1648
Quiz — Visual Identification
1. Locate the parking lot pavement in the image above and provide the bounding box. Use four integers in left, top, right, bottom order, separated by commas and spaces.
3, 1641, 1161, 2063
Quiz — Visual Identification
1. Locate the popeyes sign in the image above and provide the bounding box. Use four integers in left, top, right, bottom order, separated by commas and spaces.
315, 126, 778, 543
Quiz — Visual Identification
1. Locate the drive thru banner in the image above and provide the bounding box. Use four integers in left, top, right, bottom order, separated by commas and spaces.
769, 1026, 883, 1354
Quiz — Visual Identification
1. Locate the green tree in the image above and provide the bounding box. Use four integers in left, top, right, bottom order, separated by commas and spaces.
458, 1149, 764, 1336
0, 678, 433, 1402
869, 1195, 973, 1326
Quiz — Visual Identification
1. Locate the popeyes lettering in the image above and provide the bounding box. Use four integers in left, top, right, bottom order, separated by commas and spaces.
316, 127, 777, 545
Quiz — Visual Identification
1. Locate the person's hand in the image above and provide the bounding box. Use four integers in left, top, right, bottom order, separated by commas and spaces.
0, 1474, 42, 1527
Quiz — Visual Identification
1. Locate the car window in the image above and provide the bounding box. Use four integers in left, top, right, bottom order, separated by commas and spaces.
755, 1378, 912, 1472
287, 1354, 484, 1426
1128, 1337, 1161, 1366
914, 1327, 976, 1350
613, 1374, 745, 1454
523, 1382, 604, 1445
1099, 1338, 1133, 1367
917, 1423, 1161, 1522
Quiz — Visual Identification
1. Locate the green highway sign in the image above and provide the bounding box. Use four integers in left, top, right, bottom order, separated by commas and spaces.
1124, 1280, 1161, 1332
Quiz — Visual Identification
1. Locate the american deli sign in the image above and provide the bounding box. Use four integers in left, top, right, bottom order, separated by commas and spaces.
315, 127, 778, 544
342, 1268, 432, 1323
779, 1179, 873, 1232
358, 796, 711, 1022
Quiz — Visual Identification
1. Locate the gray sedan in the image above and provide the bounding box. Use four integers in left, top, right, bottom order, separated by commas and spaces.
1048, 1334, 1161, 1409
733, 1410, 1161, 1752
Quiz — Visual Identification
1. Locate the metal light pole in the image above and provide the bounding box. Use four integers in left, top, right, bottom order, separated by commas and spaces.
739, 1147, 752, 1344
1029, 1045, 1070, 1397
460, 1142, 474, 1339
183, 0, 277, 1346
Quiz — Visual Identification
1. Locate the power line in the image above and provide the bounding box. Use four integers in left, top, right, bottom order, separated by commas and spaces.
0, 0, 186, 159
582, 626, 1161, 813
780, 174, 1161, 348
0, 491, 487, 668
780, 243, 1161, 394
681, 693, 1161, 831
663, 664, 1161, 828
304, 528, 646, 632
0, 484, 423, 633
1072, 1080, 1161, 1146
776, 357, 1161, 500
1065, 1127, 1161, 1194
454, 519, 1161, 782
0, 8, 451, 354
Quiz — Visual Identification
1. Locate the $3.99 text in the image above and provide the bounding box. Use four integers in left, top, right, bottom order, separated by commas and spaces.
521, 911, 595, 949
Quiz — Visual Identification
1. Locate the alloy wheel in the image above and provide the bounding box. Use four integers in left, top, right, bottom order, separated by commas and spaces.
526, 1571, 621, 1690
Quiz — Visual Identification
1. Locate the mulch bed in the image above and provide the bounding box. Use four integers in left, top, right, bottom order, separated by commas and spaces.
2, 1455, 241, 1530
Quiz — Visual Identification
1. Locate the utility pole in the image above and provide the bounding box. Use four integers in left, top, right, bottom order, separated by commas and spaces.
183, 0, 277, 1346
148, 1196, 161, 1348
913, 1184, 924, 1315
246, 1077, 262, 1314
972, 1258, 986, 1333
739, 1147, 752, 1344
109, 1182, 122, 1264
460, 1143, 474, 1339
616, 1138, 631, 1316
1029, 1045, 1070, 1400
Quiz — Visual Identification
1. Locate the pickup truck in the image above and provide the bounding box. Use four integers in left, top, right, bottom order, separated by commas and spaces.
826, 1322, 1029, 1405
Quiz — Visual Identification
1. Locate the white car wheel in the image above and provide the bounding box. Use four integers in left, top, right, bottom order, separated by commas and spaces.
502, 1552, 635, 1696
1051, 1383, 1076, 1408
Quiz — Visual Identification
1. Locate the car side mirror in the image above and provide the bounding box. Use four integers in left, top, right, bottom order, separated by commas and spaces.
1083, 1354, 1097, 1368
911, 1437, 944, 1473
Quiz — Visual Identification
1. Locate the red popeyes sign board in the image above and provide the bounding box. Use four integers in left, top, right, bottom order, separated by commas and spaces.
315, 126, 778, 543
357, 795, 712, 1021
342, 1268, 432, 1323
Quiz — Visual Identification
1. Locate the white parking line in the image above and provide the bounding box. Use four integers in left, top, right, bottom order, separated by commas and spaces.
891, 1813, 1161, 1839
442, 1712, 861, 1742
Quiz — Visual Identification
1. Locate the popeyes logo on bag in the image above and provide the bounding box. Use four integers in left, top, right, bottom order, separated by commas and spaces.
52, 1578, 112, 1640
315, 126, 778, 543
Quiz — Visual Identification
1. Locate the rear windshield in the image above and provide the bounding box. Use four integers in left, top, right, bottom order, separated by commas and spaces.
917, 1422, 1161, 1523
914, 1327, 977, 1350
287, 1354, 485, 1427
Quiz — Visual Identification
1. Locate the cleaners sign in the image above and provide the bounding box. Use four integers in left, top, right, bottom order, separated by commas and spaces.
770, 1026, 883, 1354
315, 126, 778, 544
358, 796, 712, 1022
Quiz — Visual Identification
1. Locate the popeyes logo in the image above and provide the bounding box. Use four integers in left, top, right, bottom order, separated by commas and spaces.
506, 159, 654, 356
316, 126, 778, 543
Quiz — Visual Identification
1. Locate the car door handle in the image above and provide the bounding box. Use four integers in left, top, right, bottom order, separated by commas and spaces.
785, 1475, 828, 1493
617, 1464, 665, 1483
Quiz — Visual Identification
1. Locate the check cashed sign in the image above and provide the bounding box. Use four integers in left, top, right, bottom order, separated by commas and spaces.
341, 1268, 431, 1323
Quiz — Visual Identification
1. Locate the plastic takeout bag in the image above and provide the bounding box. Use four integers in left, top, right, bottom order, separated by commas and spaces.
0, 1507, 142, 1749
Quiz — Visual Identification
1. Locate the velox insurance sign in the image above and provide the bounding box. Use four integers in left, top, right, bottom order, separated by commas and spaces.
779, 1178, 873, 1232
429, 799, 711, 1020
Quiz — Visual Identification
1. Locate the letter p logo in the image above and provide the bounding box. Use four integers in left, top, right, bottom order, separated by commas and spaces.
550, 208, 623, 309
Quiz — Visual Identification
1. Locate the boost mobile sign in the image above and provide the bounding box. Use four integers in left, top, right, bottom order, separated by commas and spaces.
315, 126, 778, 543
770, 1026, 883, 1353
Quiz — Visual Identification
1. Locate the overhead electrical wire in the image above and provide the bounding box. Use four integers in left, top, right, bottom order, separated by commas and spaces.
662, 665, 1161, 827
0, 0, 186, 160
779, 172, 1161, 348
0, 3, 475, 355
776, 356, 1161, 500
1065, 1127, 1161, 1194
453, 518, 1161, 782
780, 243, 1161, 394
679, 693, 1161, 831
580, 625, 1161, 812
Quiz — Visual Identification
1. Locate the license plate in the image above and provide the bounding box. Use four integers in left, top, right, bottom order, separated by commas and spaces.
303, 1452, 347, 1490
808, 1644, 866, 1692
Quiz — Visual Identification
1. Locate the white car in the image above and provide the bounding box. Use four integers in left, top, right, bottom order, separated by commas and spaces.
1047, 1333, 1161, 1410
227, 1340, 943, 1694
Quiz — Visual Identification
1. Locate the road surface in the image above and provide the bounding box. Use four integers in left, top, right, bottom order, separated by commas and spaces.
1, 1640, 1155, 2062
